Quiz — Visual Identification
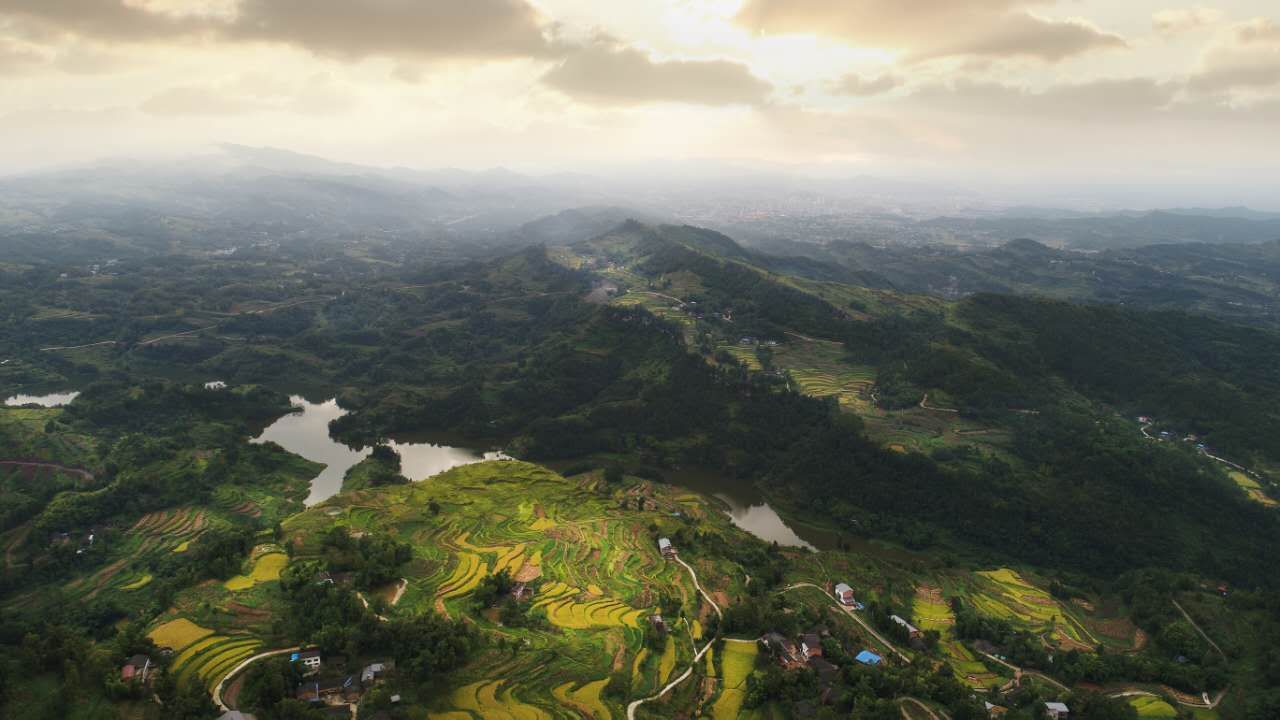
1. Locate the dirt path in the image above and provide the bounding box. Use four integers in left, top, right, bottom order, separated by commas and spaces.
900, 696, 948, 720
1172, 599, 1226, 660
5, 523, 32, 569
0, 460, 95, 482
632, 290, 686, 305
919, 394, 960, 414
784, 331, 843, 346
213, 646, 300, 711
975, 649, 1070, 693
782, 582, 911, 662
627, 554, 722, 720
39, 340, 118, 352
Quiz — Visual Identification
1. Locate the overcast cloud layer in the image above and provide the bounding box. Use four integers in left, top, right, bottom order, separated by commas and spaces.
0, 0, 1278, 200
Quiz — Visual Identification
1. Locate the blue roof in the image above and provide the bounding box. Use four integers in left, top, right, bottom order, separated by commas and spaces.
855, 650, 882, 665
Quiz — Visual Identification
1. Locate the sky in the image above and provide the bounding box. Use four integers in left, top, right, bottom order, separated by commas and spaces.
1, 0, 1278, 200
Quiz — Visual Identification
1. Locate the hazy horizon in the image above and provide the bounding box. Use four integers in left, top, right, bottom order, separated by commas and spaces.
2, 1, 1280, 208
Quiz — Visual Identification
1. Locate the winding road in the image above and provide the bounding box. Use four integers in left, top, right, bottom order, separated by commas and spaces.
0, 460, 95, 481
626, 555, 723, 720
212, 646, 300, 711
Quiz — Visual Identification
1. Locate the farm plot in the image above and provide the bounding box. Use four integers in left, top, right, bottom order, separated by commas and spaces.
1230, 471, 1278, 507
224, 548, 287, 591
1131, 696, 1178, 717
712, 641, 758, 720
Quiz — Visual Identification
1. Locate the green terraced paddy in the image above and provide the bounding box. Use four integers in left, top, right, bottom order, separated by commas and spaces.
283, 461, 747, 719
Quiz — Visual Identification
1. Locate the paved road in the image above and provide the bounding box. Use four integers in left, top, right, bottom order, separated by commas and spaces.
627, 554, 722, 720
782, 582, 911, 663
212, 646, 300, 711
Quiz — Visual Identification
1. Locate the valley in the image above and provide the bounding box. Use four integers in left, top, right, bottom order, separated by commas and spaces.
1, 210, 1278, 720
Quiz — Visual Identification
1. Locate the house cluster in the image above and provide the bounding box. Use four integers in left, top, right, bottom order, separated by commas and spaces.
289, 649, 400, 716
759, 627, 856, 707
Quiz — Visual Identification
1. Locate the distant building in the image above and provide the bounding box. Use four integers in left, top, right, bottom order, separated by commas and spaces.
121, 654, 153, 684
984, 701, 1008, 717
890, 615, 922, 639
658, 538, 676, 559
292, 649, 322, 675
834, 583, 856, 606
855, 650, 882, 666
1045, 701, 1070, 719
650, 614, 669, 634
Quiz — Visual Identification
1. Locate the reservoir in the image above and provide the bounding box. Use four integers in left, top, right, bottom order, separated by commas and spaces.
4, 391, 80, 408
253, 396, 506, 505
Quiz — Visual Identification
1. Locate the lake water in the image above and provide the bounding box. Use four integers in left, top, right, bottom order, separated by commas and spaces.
667, 469, 832, 551
252, 397, 507, 506
4, 391, 80, 408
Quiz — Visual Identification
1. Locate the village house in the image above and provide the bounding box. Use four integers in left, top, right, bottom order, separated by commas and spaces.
890, 615, 922, 640
293, 648, 323, 675
834, 583, 856, 606
800, 633, 823, 659
760, 632, 804, 667
985, 701, 1009, 717
361, 660, 395, 685
121, 654, 153, 684
1045, 701, 1070, 719
658, 537, 676, 560
650, 614, 669, 635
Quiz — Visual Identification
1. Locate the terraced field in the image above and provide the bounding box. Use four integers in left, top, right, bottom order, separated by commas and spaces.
715, 343, 763, 371
771, 343, 876, 410
146, 618, 264, 690
913, 585, 1002, 687
282, 461, 739, 719
973, 569, 1097, 650
224, 547, 287, 591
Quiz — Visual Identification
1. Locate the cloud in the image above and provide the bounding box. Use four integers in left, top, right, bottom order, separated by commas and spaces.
831, 73, 900, 97
0, 0, 556, 60
916, 13, 1126, 62
905, 78, 1180, 119
1153, 8, 1224, 35
225, 0, 555, 60
542, 40, 771, 106
0, 0, 207, 41
1191, 18, 1280, 91
734, 0, 1124, 62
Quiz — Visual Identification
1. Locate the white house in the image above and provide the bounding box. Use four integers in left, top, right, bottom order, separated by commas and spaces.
293, 649, 322, 675
1045, 701, 1070, 719
834, 583, 855, 606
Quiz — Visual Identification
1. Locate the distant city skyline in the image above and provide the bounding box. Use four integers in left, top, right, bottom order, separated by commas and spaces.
1, 1, 1278, 202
